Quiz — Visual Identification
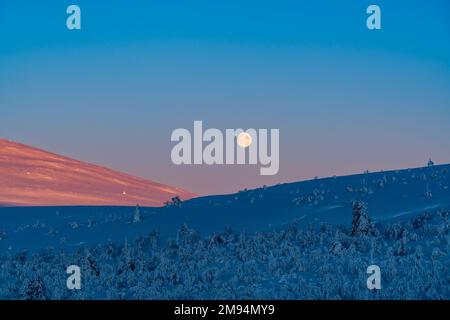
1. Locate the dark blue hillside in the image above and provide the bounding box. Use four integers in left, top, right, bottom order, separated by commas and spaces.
1, 164, 449, 253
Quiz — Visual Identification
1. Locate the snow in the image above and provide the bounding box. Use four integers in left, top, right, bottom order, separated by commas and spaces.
0, 164, 449, 299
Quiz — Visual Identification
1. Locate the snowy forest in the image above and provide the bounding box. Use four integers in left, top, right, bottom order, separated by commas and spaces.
0, 164, 449, 299
0, 205, 448, 299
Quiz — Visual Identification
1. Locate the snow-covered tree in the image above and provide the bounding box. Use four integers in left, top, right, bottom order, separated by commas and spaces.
424, 183, 433, 198
133, 204, 142, 223
164, 196, 182, 208
22, 278, 47, 300
351, 201, 373, 237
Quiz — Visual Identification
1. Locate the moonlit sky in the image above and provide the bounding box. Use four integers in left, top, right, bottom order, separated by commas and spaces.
1, 0, 449, 195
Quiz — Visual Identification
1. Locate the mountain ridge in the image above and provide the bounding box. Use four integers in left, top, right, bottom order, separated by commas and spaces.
0, 138, 196, 206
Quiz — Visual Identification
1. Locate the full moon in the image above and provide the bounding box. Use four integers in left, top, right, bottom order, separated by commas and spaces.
237, 132, 252, 148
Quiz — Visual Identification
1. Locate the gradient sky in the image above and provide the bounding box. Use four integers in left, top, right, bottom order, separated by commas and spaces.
1, 0, 449, 195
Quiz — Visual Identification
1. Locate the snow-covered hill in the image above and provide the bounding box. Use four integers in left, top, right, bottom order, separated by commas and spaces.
1, 164, 449, 253
0, 139, 196, 207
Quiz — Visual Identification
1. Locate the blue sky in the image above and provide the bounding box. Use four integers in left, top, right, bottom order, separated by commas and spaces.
1, 0, 449, 194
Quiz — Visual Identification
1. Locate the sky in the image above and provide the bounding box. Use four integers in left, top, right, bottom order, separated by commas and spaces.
1, 0, 450, 195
